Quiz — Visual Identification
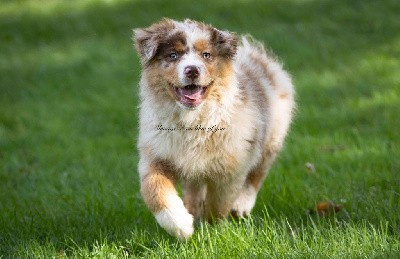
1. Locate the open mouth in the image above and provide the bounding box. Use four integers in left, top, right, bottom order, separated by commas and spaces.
174, 84, 209, 108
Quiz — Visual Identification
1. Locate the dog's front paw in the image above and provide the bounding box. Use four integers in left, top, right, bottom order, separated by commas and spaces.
155, 197, 194, 240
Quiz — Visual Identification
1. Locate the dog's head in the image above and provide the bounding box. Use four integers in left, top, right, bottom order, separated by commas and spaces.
134, 18, 238, 109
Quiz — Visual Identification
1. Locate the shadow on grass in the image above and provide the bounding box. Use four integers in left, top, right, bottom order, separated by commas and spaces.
0, 0, 399, 256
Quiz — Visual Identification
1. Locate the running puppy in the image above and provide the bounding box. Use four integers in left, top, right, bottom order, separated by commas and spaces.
133, 18, 295, 240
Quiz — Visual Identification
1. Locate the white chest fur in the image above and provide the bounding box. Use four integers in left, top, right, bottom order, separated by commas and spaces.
138, 98, 263, 181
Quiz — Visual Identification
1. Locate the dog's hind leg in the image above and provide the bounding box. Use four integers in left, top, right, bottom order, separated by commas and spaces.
230, 78, 295, 218
203, 176, 247, 221
230, 146, 279, 218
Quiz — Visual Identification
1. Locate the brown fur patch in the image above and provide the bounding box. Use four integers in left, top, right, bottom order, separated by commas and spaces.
143, 54, 180, 105
279, 92, 289, 99
144, 65, 176, 103
247, 145, 280, 190
194, 39, 209, 52
140, 159, 178, 213
246, 162, 267, 190
206, 60, 234, 104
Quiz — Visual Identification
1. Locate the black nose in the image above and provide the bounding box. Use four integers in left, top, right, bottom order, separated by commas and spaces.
184, 66, 200, 80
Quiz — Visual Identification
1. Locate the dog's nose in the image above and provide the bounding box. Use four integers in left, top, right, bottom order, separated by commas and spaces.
184, 66, 200, 80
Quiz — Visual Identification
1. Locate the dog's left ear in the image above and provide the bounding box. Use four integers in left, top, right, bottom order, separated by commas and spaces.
133, 19, 175, 65
211, 29, 238, 59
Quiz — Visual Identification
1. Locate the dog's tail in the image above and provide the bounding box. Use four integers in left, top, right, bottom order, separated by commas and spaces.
239, 35, 279, 62
236, 34, 296, 112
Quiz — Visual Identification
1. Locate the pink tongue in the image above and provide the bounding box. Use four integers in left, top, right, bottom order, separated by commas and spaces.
177, 86, 202, 100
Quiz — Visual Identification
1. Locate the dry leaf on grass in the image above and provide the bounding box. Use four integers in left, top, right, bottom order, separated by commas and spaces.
307, 200, 344, 216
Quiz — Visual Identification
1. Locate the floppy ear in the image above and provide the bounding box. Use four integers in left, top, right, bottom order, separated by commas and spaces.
133, 28, 158, 65
211, 29, 238, 58
133, 19, 175, 65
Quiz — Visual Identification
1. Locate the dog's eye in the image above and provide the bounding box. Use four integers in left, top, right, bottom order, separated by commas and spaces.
169, 53, 178, 60
202, 52, 211, 59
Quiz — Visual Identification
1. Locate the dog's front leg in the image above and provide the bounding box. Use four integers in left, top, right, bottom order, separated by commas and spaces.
139, 159, 194, 240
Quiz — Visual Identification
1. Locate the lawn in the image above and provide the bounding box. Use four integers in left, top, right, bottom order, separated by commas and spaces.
0, 0, 399, 257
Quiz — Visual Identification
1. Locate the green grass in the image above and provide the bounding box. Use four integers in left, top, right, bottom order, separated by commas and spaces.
1, 0, 399, 257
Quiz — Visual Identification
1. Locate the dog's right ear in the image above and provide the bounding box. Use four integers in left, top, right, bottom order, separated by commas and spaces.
133, 28, 158, 65
133, 19, 175, 65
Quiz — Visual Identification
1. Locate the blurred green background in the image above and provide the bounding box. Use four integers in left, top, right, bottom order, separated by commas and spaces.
0, 0, 399, 257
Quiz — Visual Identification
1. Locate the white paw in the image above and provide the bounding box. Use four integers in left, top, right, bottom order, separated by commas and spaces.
231, 185, 257, 217
155, 196, 194, 240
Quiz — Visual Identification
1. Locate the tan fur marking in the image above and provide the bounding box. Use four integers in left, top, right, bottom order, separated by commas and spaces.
280, 92, 289, 99
194, 39, 209, 52
174, 41, 187, 52
140, 160, 178, 213
246, 162, 267, 190
144, 57, 180, 104
207, 61, 234, 104
247, 145, 279, 190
